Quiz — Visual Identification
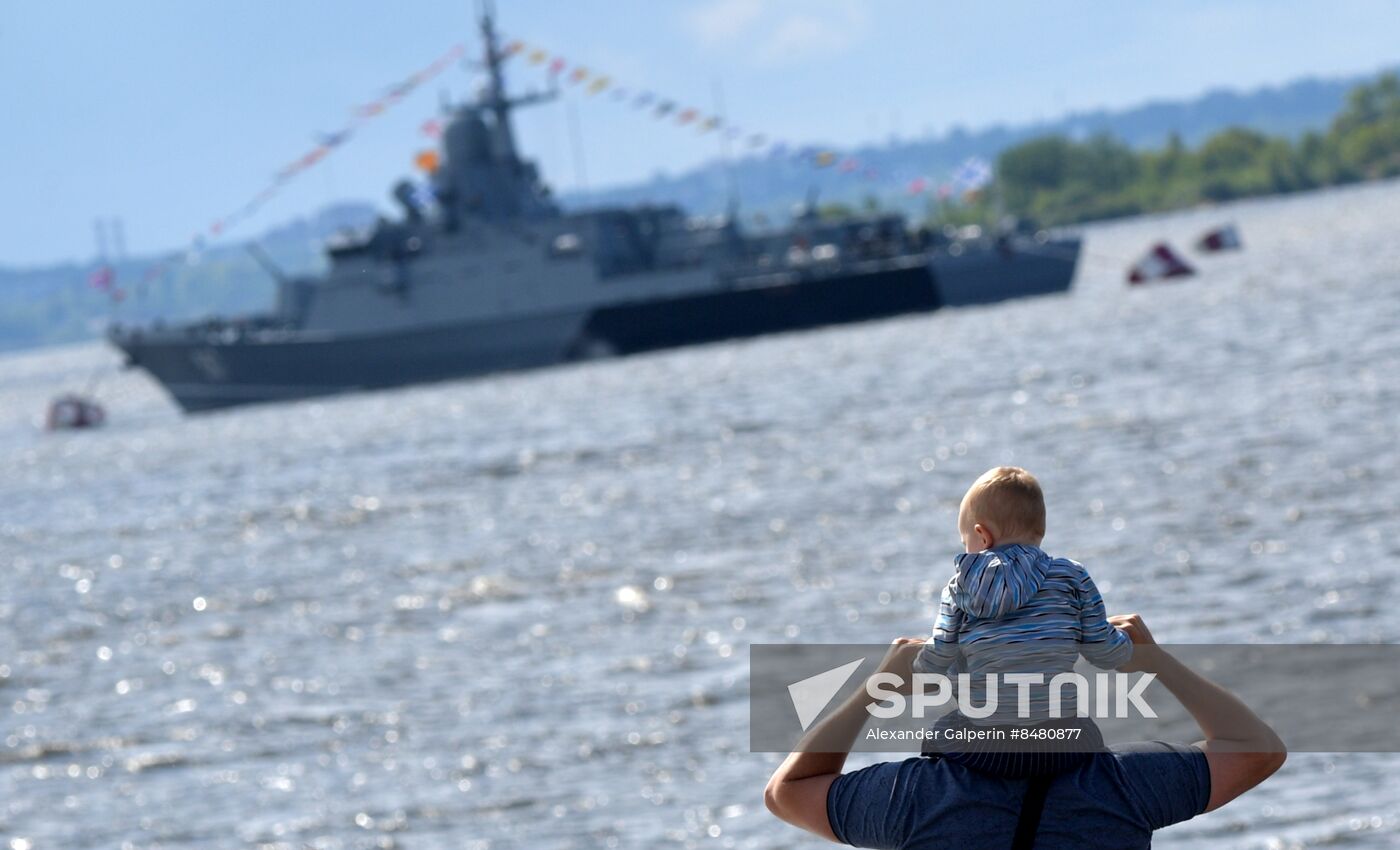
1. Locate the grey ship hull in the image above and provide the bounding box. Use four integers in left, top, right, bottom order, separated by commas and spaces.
931, 238, 1081, 306
115, 310, 587, 412
112, 243, 1077, 413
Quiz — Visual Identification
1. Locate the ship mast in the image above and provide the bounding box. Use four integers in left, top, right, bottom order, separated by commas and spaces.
476, 1, 553, 165
478, 2, 516, 161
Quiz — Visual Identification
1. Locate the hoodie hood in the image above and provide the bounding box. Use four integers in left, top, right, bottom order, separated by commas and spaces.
950, 543, 1051, 620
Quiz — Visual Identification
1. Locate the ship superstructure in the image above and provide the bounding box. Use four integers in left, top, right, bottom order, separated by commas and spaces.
110, 10, 1080, 412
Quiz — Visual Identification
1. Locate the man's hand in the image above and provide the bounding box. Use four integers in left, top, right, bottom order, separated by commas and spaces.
873, 637, 925, 694
1108, 612, 1155, 644
1109, 613, 1159, 673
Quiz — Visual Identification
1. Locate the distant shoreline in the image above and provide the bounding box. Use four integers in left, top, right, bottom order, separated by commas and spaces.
979, 73, 1400, 229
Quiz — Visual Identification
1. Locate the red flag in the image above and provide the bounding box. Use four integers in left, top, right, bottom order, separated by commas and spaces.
300, 146, 328, 168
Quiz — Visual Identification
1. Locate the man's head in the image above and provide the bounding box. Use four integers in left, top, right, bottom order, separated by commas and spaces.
958, 466, 1046, 552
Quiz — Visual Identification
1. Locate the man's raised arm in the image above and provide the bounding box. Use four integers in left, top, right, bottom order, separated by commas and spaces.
763, 637, 924, 842
1109, 613, 1287, 812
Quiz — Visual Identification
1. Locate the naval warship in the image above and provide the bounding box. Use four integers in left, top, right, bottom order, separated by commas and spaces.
109, 11, 1081, 413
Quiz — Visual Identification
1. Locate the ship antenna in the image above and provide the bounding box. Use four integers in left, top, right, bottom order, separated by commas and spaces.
468, 0, 556, 163
477, 0, 521, 162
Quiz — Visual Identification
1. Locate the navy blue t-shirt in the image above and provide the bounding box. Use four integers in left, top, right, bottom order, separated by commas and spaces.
826, 742, 1210, 849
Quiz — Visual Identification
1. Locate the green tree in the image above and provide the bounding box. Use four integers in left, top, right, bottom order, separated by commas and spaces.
931, 74, 1400, 231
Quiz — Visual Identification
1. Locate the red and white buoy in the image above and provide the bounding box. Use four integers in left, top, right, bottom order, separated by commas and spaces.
1196, 224, 1242, 253
1127, 242, 1195, 285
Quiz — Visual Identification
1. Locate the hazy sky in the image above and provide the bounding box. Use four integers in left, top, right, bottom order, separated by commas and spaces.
3, 0, 1399, 267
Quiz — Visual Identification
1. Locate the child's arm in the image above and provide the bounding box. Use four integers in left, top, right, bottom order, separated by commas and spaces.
1075, 568, 1133, 669
913, 577, 964, 673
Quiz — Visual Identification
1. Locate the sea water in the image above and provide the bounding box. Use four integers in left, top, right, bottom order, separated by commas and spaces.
2, 179, 1399, 848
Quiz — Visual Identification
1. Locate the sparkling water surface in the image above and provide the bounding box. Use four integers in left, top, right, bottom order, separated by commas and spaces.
2, 180, 1399, 848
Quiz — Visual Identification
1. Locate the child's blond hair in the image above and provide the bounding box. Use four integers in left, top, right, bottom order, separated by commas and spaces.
965, 466, 1046, 542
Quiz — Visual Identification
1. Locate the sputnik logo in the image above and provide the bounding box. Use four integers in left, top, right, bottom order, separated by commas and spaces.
788, 658, 865, 731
